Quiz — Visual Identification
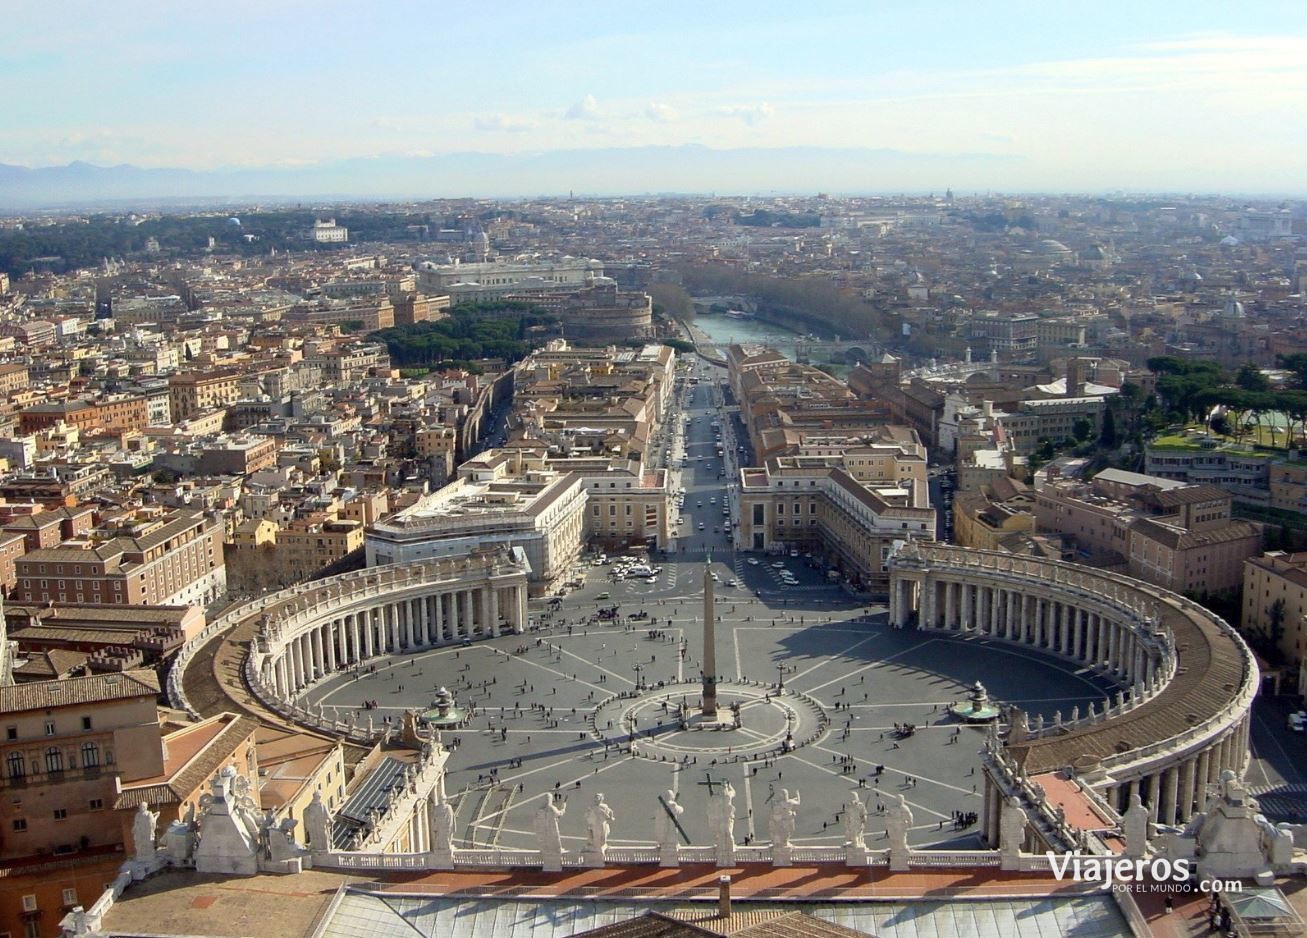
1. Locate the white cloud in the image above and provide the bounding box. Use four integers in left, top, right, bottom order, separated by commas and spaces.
645, 101, 678, 123
717, 102, 774, 126
564, 94, 602, 121
474, 114, 537, 133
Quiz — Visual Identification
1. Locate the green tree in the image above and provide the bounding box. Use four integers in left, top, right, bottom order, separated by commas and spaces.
1278, 353, 1307, 388
1099, 407, 1118, 448
1261, 598, 1287, 666
1072, 417, 1093, 442
1235, 362, 1270, 392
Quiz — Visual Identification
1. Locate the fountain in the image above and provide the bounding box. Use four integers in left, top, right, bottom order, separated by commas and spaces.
949, 681, 1002, 723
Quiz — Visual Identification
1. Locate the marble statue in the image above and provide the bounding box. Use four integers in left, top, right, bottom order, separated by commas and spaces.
706, 782, 736, 861
262, 814, 306, 863
1123, 792, 1151, 859
535, 796, 566, 869
844, 792, 868, 849
132, 803, 159, 862
886, 792, 914, 870
999, 795, 1027, 869
655, 789, 684, 862
304, 789, 332, 853
770, 788, 801, 848
585, 793, 615, 856
160, 819, 197, 865
430, 790, 455, 861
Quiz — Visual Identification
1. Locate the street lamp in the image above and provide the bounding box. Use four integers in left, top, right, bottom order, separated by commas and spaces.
634, 663, 645, 691
777, 663, 786, 691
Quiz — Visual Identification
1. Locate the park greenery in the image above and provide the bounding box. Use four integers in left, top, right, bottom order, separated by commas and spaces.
0, 209, 476, 278
1147, 356, 1307, 449
369, 305, 555, 369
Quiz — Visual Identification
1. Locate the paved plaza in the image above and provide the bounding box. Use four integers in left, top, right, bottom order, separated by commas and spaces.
305, 557, 1115, 854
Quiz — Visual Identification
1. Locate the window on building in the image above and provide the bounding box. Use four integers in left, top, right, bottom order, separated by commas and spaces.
45, 747, 64, 774
53, 808, 67, 820
44, 721, 55, 736
12, 818, 26, 832
88, 798, 103, 810
81, 716, 92, 731
5, 726, 15, 740
81, 742, 98, 768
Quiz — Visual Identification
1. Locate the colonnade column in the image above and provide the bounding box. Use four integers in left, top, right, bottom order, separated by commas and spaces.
1178, 758, 1197, 823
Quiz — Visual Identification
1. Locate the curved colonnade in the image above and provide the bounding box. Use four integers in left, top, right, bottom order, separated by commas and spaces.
249, 549, 530, 708
889, 542, 1258, 838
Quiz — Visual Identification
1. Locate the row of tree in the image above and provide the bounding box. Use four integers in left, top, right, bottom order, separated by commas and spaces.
1148, 356, 1307, 447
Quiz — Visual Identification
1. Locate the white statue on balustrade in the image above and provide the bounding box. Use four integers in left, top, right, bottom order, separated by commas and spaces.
844, 792, 868, 853
706, 782, 736, 863
655, 789, 684, 864
304, 789, 332, 854
132, 803, 159, 863
885, 792, 914, 870
770, 788, 800, 848
585, 793, 615, 859
535, 795, 566, 869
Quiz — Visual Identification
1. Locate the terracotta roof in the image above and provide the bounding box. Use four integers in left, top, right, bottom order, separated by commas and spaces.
1130, 516, 1261, 551
11, 648, 86, 679
115, 713, 258, 810
0, 668, 158, 712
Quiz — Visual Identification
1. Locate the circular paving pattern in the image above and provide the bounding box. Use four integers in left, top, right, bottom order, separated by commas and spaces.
591, 681, 829, 764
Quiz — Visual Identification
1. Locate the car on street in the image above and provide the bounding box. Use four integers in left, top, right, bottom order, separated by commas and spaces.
747, 558, 760, 565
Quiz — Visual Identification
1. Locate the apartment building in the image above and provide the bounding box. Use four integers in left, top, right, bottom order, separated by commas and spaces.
1243, 551, 1307, 695
18, 396, 150, 435
1035, 470, 1262, 595
953, 477, 1036, 551
13, 510, 226, 608
168, 371, 242, 421
0, 364, 30, 395
0, 672, 163, 937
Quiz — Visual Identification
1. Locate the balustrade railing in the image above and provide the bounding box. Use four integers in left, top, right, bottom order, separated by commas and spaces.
313, 843, 1014, 870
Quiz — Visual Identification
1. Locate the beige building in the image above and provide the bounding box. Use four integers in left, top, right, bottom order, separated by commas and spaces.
953, 477, 1036, 551
1035, 471, 1262, 595
14, 509, 226, 608
1242, 551, 1307, 695
253, 727, 347, 826
737, 442, 934, 596
0, 671, 165, 861
168, 370, 242, 421
365, 460, 586, 592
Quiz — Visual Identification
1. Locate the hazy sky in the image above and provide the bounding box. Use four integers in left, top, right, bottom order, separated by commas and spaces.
5, 1, 1306, 191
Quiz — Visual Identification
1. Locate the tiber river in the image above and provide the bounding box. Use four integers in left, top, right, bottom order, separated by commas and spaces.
689, 313, 849, 376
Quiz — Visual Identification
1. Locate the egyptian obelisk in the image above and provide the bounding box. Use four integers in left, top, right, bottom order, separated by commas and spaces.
702, 551, 717, 717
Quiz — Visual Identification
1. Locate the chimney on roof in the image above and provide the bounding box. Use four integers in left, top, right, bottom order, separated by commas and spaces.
718, 875, 732, 918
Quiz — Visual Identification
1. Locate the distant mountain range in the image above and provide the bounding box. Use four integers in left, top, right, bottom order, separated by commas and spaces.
0, 146, 1019, 209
